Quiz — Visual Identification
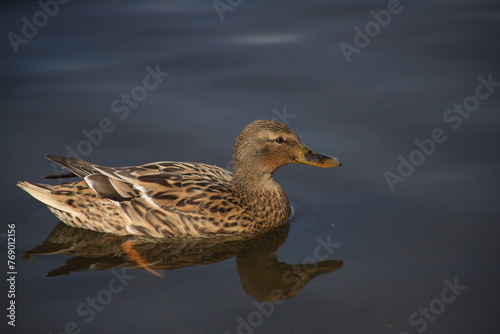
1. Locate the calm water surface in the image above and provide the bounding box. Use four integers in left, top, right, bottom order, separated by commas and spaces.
1, 0, 499, 333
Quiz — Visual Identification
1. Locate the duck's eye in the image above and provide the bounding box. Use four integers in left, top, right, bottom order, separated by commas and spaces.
275, 137, 285, 144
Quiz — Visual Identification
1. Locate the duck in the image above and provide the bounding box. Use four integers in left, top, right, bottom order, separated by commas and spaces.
18, 119, 341, 239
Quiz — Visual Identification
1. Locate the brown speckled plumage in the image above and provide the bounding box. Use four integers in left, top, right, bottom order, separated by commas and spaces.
18, 120, 341, 238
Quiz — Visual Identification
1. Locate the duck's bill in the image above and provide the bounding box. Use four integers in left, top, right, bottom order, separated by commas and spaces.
294, 145, 342, 168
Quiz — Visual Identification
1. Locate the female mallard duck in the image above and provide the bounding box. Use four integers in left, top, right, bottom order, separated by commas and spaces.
18, 120, 341, 238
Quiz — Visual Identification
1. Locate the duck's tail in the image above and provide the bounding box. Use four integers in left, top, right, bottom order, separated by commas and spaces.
17, 181, 130, 235
17, 181, 83, 217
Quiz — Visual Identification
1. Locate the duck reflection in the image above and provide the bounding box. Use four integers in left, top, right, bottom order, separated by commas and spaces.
24, 223, 342, 301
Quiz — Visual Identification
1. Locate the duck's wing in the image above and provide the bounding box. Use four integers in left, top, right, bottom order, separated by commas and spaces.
47, 155, 249, 236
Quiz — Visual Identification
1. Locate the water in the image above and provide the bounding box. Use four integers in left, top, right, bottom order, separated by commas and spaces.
1, 0, 499, 333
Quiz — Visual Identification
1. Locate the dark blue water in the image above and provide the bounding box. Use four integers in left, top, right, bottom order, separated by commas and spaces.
1, 0, 499, 333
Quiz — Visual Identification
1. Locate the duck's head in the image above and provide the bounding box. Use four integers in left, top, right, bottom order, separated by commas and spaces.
232, 120, 341, 179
